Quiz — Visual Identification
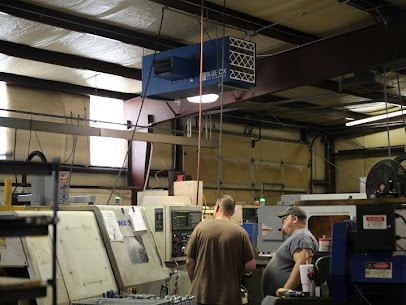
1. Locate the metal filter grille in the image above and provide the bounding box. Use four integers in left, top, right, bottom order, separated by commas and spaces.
229, 37, 256, 84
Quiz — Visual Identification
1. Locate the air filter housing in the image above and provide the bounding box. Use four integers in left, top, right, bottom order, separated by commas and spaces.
142, 36, 256, 100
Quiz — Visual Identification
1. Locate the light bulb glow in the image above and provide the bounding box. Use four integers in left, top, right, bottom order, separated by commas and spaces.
186, 94, 219, 103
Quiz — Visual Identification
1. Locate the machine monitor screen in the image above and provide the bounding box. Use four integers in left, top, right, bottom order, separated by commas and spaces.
124, 236, 149, 264
173, 211, 189, 229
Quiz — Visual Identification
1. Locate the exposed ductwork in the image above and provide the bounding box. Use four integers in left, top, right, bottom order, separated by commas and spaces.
341, 71, 394, 94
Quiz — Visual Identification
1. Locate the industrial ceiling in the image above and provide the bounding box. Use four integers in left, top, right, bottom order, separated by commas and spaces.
1, 0, 406, 139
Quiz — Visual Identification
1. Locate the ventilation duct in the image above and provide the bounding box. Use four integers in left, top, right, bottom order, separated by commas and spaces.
142, 36, 256, 100
341, 71, 394, 94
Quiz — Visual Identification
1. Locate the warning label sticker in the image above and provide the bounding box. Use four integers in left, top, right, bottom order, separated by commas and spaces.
365, 262, 392, 279
363, 215, 387, 230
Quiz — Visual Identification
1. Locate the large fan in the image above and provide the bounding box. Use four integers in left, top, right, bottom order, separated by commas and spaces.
366, 159, 406, 198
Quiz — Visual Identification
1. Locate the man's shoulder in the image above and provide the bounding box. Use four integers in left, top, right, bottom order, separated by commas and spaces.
293, 228, 315, 237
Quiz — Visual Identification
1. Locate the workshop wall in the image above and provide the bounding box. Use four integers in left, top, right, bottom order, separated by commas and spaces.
335, 128, 406, 193
183, 119, 313, 205
0, 86, 128, 205
2, 85, 404, 206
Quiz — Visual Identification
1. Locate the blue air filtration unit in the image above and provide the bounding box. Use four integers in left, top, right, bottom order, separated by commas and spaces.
142, 36, 256, 100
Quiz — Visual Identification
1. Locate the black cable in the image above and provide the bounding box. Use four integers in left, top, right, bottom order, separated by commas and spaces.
397, 243, 406, 254
68, 116, 80, 185
21, 150, 48, 187
13, 127, 18, 192
354, 284, 373, 305
374, 6, 406, 133
62, 113, 75, 164
26, 118, 33, 158
247, 88, 366, 185
34, 131, 44, 154
395, 213, 406, 225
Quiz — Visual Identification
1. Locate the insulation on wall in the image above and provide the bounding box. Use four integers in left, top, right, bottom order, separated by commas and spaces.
183, 128, 311, 205
6, 86, 90, 164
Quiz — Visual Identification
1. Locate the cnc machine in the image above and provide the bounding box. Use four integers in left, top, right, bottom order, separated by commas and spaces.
0, 206, 169, 305
142, 205, 202, 296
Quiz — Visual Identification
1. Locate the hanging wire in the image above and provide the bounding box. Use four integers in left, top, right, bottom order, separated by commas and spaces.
68, 115, 80, 184
13, 127, 18, 192
34, 131, 44, 153
195, 0, 205, 206
382, 63, 391, 158
216, 0, 226, 197
62, 112, 77, 164
106, 7, 167, 204
247, 88, 367, 185
378, 8, 406, 133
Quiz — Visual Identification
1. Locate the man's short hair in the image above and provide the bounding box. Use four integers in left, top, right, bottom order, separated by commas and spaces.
217, 195, 235, 214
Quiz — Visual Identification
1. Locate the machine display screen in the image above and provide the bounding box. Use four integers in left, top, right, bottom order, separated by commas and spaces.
124, 236, 149, 264
173, 212, 189, 229
172, 211, 202, 230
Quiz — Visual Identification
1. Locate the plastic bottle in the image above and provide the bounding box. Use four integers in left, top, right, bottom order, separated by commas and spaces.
321, 281, 330, 297
260, 197, 266, 206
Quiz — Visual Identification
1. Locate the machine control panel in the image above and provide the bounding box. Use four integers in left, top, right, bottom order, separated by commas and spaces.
171, 210, 201, 258
154, 208, 164, 232
144, 206, 202, 262
242, 206, 258, 223
172, 211, 201, 230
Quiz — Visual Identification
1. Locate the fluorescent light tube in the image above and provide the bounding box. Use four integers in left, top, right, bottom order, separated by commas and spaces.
346, 110, 406, 126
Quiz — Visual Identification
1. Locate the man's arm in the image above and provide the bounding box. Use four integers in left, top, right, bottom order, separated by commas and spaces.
283, 248, 313, 290
186, 257, 196, 281
244, 258, 256, 272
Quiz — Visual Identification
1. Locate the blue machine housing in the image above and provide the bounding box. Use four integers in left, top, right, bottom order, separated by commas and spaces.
331, 221, 406, 305
142, 36, 256, 100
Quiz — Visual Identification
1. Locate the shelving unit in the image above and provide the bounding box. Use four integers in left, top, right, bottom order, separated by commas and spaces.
0, 159, 60, 305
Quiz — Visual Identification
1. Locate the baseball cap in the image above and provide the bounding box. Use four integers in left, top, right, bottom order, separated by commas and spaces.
278, 206, 307, 219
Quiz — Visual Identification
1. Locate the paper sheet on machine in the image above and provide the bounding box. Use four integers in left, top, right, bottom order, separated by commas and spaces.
101, 210, 123, 242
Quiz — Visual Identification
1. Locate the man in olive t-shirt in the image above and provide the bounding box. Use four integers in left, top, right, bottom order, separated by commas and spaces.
185, 195, 257, 305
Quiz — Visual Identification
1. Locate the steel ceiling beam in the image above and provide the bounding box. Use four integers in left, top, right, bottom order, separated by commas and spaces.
347, 0, 400, 17
251, 15, 406, 98
149, 0, 318, 45
0, 0, 184, 51
0, 40, 142, 80
129, 10, 406, 125
314, 80, 406, 106
0, 116, 218, 148
0, 72, 137, 100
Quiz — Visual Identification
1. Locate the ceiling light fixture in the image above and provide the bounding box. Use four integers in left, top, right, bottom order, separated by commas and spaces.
346, 110, 406, 126
186, 93, 219, 104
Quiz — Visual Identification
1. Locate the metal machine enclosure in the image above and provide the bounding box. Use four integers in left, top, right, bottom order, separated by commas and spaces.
330, 204, 406, 305
142, 36, 255, 100
356, 203, 396, 252
66, 205, 168, 294
143, 205, 202, 262
258, 205, 356, 253
0, 210, 118, 305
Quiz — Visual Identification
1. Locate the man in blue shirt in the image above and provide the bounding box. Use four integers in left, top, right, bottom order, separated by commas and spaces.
261, 206, 318, 296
